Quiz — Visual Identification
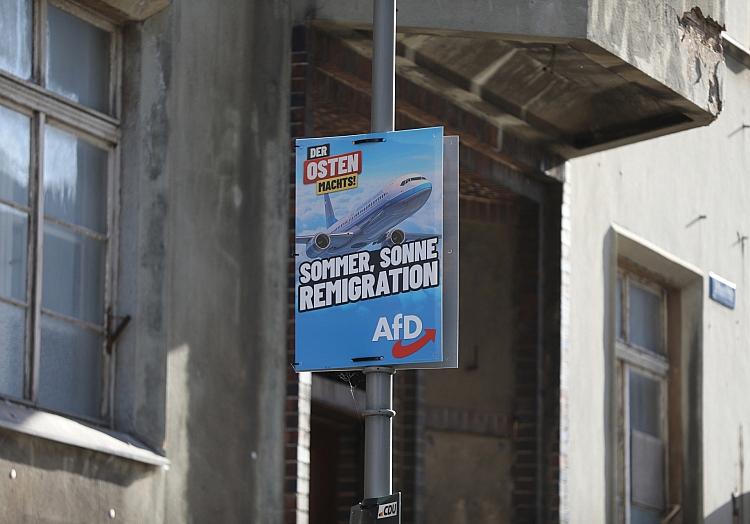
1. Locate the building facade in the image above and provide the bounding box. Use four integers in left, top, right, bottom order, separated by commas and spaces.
0, 0, 289, 522
0, 0, 748, 523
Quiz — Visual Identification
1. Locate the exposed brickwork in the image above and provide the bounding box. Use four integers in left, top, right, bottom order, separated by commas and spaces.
288, 22, 562, 524
286, 24, 311, 524
334, 428, 364, 522
512, 200, 542, 523
308, 410, 363, 524
393, 370, 425, 524
556, 178, 570, 524
289, 25, 368, 524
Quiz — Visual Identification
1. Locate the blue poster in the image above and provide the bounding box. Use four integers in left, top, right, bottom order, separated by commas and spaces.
294, 127, 444, 371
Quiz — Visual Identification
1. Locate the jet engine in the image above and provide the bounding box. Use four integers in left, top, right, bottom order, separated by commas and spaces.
313, 233, 331, 250
385, 228, 406, 246
303, 232, 333, 258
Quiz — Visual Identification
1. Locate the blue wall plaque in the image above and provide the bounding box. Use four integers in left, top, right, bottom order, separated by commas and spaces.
709, 272, 736, 309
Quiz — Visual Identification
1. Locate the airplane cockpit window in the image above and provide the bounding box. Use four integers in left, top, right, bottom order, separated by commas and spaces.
400, 176, 427, 186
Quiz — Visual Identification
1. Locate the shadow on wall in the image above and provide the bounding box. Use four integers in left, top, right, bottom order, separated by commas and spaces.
602, 229, 616, 520
0, 426, 154, 487
704, 491, 750, 524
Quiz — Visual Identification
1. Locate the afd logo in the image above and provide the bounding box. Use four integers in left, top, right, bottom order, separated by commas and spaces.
377, 501, 398, 519
372, 314, 436, 359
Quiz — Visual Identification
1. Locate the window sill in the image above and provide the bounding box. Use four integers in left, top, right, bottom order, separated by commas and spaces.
0, 400, 169, 467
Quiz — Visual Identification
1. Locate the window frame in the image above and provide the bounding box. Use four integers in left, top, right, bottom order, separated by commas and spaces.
0, 0, 122, 426
610, 225, 704, 522
615, 266, 671, 524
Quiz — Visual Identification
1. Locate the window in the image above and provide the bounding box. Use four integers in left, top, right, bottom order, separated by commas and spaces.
615, 268, 671, 523
399, 176, 427, 186
0, 0, 120, 423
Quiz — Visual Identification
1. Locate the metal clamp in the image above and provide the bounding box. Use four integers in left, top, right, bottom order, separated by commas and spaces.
353, 137, 386, 145
363, 408, 396, 418
362, 366, 396, 375
106, 308, 132, 355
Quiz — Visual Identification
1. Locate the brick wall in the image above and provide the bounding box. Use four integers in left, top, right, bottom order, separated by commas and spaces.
553, 178, 568, 523
393, 370, 425, 524
512, 199, 542, 523
334, 428, 364, 522
287, 22, 562, 524
285, 24, 311, 524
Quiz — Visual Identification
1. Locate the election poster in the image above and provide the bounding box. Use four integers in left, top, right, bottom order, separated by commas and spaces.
294, 127, 445, 371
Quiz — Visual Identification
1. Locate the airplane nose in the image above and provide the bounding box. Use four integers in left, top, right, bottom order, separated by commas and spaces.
413, 181, 431, 205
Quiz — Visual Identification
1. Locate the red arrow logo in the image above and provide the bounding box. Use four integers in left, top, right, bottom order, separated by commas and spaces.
392, 328, 436, 359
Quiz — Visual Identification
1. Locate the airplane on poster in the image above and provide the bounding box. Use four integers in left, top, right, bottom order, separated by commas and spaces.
296, 173, 436, 259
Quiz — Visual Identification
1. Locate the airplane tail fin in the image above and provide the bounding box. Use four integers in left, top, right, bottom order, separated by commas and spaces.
324, 193, 337, 227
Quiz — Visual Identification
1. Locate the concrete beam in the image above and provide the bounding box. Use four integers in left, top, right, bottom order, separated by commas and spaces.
83, 0, 171, 22
297, 0, 725, 156
294, 0, 588, 39
587, 4, 724, 118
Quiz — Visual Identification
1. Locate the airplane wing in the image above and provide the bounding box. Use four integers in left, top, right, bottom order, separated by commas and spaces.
295, 232, 354, 244
401, 232, 441, 242
373, 231, 441, 245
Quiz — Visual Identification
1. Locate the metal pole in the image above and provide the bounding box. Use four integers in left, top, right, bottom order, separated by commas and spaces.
371, 0, 396, 133
364, 367, 395, 498
365, 0, 396, 501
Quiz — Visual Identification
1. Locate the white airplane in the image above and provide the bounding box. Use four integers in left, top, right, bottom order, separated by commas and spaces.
296, 173, 435, 258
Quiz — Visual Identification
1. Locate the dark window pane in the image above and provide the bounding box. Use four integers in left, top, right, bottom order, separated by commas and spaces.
42, 223, 105, 324
0, 0, 32, 79
629, 282, 662, 353
631, 506, 661, 524
629, 370, 661, 437
0, 104, 30, 206
46, 5, 111, 113
44, 125, 108, 233
616, 277, 622, 340
631, 429, 665, 511
0, 203, 28, 302
38, 314, 102, 418
0, 300, 25, 398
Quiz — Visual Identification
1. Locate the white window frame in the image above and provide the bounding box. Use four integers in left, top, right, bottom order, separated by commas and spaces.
0, 0, 121, 425
616, 268, 670, 524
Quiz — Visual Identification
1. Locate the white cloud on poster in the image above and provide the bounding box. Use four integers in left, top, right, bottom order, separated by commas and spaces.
296, 170, 441, 236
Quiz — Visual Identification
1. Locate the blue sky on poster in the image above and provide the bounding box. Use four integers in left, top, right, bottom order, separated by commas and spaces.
295, 128, 443, 245
294, 127, 445, 370
294, 285, 443, 369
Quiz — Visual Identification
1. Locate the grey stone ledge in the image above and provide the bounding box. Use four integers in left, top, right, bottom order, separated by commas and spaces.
80, 0, 171, 22
0, 399, 169, 467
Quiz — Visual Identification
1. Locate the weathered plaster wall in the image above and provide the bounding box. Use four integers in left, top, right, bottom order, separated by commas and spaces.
565, 55, 750, 522
158, 0, 289, 522
116, 0, 172, 455
423, 219, 517, 523
0, 1, 290, 523
0, 428, 166, 522
587, 0, 725, 116
725, 0, 750, 47
424, 221, 516, 414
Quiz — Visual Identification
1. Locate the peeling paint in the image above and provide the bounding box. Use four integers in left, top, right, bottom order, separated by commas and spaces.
708, 60, 723, 113
679, 7, 725, 53
674, 6, 725, 115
